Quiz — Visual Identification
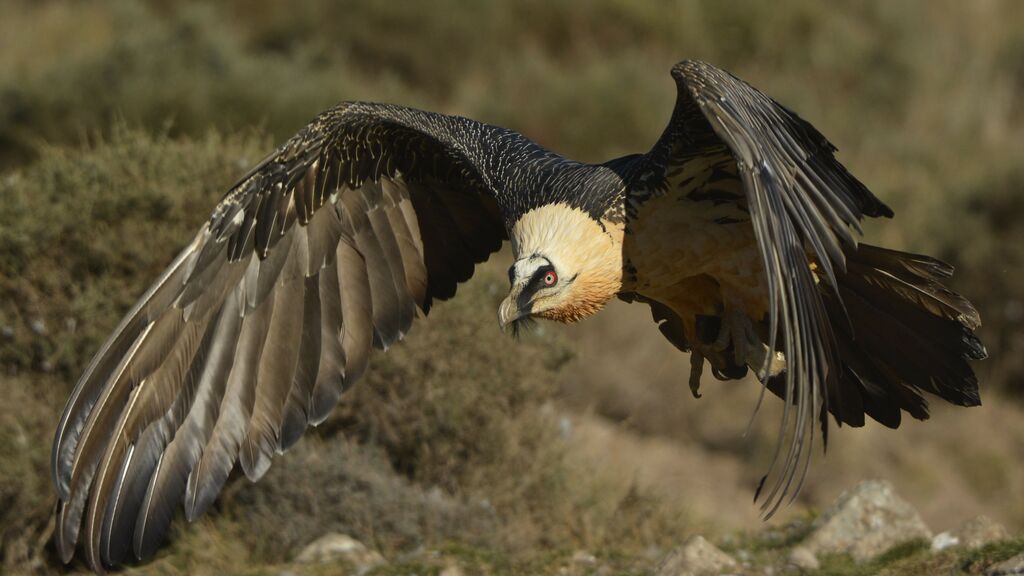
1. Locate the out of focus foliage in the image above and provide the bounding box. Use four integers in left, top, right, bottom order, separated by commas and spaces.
2, 0, 1022, 386
1, 0, 1022, 574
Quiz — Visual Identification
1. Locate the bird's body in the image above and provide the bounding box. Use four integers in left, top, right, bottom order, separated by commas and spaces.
51, 60, 984, 573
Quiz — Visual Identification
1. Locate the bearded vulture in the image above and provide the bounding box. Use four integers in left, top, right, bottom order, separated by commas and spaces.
52, 60, 984, 572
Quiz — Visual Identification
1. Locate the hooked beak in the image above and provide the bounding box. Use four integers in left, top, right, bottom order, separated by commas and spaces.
497, 278, 536, 332
498, 294, 526, 330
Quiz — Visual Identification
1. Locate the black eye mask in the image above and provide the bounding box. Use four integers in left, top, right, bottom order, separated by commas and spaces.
515, 263, 556, 312
526, 264, 556, 292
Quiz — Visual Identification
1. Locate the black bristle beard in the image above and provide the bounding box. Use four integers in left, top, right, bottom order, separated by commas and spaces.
508, 316, 538, 340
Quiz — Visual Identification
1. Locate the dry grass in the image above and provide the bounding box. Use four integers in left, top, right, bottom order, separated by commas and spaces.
2, 0, 1023, 573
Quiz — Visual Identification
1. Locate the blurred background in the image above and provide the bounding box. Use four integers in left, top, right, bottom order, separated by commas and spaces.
1, 0, 1022, 574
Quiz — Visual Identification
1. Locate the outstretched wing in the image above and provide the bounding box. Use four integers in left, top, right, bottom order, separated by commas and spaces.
51, 103, 511, 571
645, 60, 895, 517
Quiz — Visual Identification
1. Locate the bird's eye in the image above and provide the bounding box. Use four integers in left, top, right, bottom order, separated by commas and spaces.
543, 271, 557, 286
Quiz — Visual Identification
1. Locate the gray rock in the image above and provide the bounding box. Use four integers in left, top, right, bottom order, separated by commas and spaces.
932, 515, 1009, 552
29, 318, 46, 335
956, 515, 1010, 550
787, 546, 820, 572
931, 531, 960, 552
799, 480, 931, 563
572, 550, 598, 566
657, 535, 738, 576
439, 564, 465, 576
987, 553, 1024, 576
294, 533, 385, 574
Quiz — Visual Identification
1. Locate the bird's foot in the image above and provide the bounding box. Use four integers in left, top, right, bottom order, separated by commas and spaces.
712, 303, 761, 366
711, 302, 786, 379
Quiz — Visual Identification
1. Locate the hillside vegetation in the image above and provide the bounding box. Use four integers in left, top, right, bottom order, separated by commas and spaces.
1, 1, 1022, 574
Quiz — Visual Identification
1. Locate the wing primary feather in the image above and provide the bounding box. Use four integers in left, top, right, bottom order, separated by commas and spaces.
97, 306, 219, 567
336, 239, 373, 384
53, 237, 199, 499
171, 284, 242, 520
58, 309, 187, 563
309, 260, 346, 425
240, 273, 305, 481
185, 282, 270, 520
143, 287, 241, 541
85, 308, 212, 570
279, 274, 323, 451
248, 228, 294, 311
303, 194, 346, 274
98, 442, 135, 567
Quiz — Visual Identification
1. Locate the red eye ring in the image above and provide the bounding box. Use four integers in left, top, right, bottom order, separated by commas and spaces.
543, 271, 557, 286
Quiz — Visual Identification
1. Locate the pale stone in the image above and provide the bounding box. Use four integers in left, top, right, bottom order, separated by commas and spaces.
294, 533, 385, 573
955, 515, 1010, 550
657, 535, 738, 576
986, 553, 1024, 576
799, 480, 931, 562
572, 549, 599, 568
440, 564, 465, 576
931, 532, 960, 552
786, 546, 820, 572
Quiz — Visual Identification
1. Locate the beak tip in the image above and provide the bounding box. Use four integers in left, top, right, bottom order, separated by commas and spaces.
498, 297, 524, 331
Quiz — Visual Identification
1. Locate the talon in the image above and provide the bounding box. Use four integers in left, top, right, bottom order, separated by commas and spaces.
731, 316, 749, 366
689, 351, 705, 398
714, 303, 755, 364
712, 320, 731, 351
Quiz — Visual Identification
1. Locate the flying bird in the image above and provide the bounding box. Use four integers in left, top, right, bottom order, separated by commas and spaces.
52, 60, 985, 572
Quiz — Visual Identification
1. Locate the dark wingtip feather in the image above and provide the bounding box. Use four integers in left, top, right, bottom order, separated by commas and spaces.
279, 411, 308, 451
308, 373, 345, 426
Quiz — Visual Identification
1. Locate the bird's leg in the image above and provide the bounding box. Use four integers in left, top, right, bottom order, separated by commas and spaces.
712, 297, 761, 366
688, 349, 705, 398
710, 292, 788, 380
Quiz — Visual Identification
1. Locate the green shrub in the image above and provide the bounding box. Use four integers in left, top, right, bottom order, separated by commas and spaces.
4, 1, 1024, 572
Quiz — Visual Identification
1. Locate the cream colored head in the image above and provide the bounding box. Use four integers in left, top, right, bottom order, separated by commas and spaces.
498, 203, 624, 329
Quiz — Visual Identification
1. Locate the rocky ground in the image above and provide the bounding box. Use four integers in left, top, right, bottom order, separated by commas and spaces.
200, 480, 1021, 576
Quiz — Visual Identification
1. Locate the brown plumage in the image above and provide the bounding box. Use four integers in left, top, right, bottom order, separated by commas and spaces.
52, 60, 984, 572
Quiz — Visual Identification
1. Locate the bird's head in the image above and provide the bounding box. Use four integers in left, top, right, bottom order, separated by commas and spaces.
499, 203, 623, 332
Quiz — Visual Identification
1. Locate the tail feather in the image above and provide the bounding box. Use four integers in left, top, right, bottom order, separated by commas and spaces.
847, 244, 981, 329
820, 243, 984, 428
